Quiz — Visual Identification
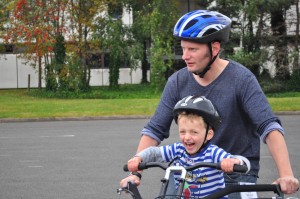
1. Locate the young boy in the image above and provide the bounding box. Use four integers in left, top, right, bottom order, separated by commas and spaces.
120, 95, 250, 198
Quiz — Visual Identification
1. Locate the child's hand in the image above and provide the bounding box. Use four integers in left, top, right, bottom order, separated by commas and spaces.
127, 156, 143, 172
220, 158, 241, 173
120, 175, 141, 188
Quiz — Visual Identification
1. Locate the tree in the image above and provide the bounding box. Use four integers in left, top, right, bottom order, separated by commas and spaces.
212, 0, 294, 81
269, 0, 292, 80
124, 0, 152, 84
66, 0, 108, 91
127, 0, 179, 91
4, 0, 67, 89
93, 1, 143, 88
45, 33, 65, 91
288, 0, 300, 91
0, 1, 12, 53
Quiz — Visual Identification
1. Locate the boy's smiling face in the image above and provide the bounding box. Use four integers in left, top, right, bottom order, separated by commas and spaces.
178, 114, 213, 155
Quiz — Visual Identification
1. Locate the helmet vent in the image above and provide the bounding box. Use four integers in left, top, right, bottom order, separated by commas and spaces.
203, 28, 217, 36
201, 15, 211, 19
184, 19, 197, 30
176, 19, 184, 30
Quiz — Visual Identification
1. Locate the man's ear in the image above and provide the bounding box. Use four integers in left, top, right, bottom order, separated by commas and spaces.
206, 129, 214, 141
211, 42, 221, 56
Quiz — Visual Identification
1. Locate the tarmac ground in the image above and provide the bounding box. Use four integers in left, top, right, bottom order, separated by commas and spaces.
0, 115, 299, 199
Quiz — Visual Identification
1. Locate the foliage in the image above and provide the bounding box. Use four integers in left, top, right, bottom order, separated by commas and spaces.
287, 70, 300, 91
1, 0, 300, 93
227, 48, 268, 78
142, 0, 179, 91
121, 0, 180, 90
214, 0, 296, 81
45, 33, 65, 91
29, 83, 162, 99
54, 34, 66, 65
4, 0, 68, 88
65, 0, 108, 91
93, 2, 143, 88
259, 79, 287, 93
46, 55, 85, 92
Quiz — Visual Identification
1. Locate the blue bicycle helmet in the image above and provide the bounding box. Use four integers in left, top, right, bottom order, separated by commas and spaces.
173, 10, 232, 43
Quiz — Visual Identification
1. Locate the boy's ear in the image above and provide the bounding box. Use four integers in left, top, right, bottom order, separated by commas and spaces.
207, 129, 214, 141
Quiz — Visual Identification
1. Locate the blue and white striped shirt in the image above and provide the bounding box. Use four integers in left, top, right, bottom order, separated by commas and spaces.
137, 143, 242, 198
161, 143, 230, 198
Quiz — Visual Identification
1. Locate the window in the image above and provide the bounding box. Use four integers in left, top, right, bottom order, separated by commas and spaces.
87, 53, 110, 69
87, 53, 102, 69
0, 44, 14, 54
108, 2, 123, 19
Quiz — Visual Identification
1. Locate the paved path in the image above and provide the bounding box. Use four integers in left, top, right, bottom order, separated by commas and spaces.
0, 115, 299, 199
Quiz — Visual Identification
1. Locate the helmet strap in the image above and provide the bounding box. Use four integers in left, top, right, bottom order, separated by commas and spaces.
200, 124, 210, 150
193, 43, 219, 78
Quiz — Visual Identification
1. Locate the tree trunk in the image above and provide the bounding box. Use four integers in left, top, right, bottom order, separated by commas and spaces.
271, 9, 290, 80
141, 40, 149, 84
38, 56, 42, 89
294, 0, 299, 72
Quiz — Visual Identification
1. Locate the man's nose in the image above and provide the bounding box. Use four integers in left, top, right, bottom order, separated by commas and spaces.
182, 50, 189, 60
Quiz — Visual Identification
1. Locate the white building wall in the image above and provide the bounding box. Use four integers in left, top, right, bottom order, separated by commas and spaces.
0, 55, 18, 88
0, 54, 147, 89
0, 54, 45, 88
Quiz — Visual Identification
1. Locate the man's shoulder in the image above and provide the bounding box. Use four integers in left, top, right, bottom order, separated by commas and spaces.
228, 60, 253, 74
225, 60, 256, 81
168, 67, 189, 80
173, 67, 188, 75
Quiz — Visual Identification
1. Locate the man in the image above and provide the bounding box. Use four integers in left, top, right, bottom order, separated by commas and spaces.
123, 10, 299, 197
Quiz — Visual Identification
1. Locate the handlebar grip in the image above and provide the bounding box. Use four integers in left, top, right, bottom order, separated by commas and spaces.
123, 164, 129, 172
123, 162, 148, 172
137, 162, 148, 170
233, 164, 248, 173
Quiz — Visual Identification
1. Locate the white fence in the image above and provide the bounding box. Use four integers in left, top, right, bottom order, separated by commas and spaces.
0, 54, 148, 89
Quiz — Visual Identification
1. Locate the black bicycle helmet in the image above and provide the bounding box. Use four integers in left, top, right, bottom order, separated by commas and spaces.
173, 95, 222, 130
173, 10, 232, 43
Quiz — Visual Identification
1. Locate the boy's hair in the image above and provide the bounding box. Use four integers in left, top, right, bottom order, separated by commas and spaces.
178, 111, 211, 129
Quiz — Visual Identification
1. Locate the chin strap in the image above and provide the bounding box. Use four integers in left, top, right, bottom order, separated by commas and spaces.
199, 125, 210, 150
193, 43, 219, 78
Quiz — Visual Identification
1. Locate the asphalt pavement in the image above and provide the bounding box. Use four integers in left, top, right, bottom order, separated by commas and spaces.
0, 115, 299, 199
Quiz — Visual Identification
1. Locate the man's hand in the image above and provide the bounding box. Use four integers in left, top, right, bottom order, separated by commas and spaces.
273, 176, 299, 195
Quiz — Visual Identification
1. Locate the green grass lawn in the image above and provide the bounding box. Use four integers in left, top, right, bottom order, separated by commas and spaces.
0, 88, 159, 119
0, 87, 299, 119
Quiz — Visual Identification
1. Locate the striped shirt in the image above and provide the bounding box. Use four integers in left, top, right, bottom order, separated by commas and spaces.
161, 143, 231, 198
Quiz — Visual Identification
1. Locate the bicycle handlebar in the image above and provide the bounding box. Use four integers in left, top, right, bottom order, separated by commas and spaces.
123, 161, 248, 173
203, 184, 283, 199
120, 162, 284, 199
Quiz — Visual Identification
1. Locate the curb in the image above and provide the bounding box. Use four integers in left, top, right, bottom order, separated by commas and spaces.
0, 112, 299, 123
0, 115, 151, 123
274, 111, 300, 115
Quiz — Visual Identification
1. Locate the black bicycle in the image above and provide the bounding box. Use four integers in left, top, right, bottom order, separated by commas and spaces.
117, 162, 283, 199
